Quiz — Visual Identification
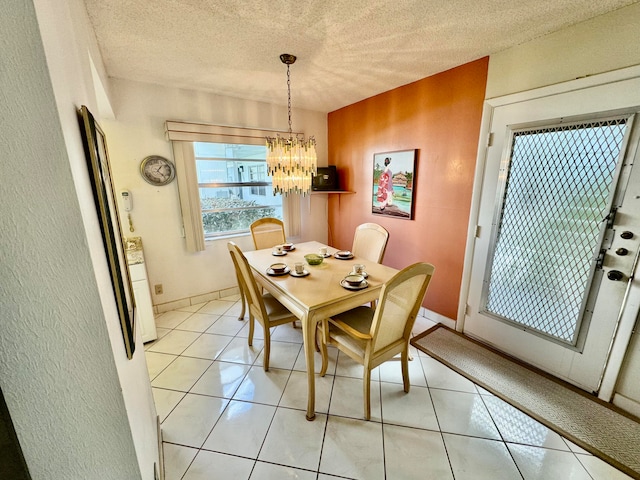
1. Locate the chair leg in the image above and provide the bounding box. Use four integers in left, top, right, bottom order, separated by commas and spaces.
237, 287, 246, 321
363, 368, 371, 421
248, 315, 255, 346
401, 349, 410, 393
263, 326, 271, 372
319, 335, 328, 377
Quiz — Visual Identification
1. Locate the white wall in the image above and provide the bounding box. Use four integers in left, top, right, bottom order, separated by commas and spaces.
103, 79, 329, 306
1, 0, 153, 479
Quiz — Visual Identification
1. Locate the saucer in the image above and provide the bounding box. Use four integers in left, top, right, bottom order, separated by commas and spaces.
290, 269, 310, 277
272, 251, 287, 256
340, 279, 368, 290
320, 253, 332, 258
266, 266, 290, 276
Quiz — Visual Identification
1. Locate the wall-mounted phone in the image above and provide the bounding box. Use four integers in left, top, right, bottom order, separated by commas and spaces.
121, 189, 133, 211
120, 190, 135, 232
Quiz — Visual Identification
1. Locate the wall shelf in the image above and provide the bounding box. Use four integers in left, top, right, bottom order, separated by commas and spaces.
310, 190, 355, 194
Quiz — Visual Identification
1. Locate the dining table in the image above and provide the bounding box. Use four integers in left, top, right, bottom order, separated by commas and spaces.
243, 240, 399, 420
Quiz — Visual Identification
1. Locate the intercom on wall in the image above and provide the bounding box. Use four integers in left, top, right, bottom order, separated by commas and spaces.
121, 189, 133, 211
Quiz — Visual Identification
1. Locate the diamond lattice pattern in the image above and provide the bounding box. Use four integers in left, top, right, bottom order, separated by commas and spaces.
485, 119, 627, 344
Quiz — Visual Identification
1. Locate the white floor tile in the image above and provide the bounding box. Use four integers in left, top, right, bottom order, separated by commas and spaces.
577, 453, 635, 480
259, 408, 326, 470
152, 387, 186, 422
420, 355, 477, 393
335, 351, 379, 381
206, 315, 246, 336
270, 323, 304, 343
155, 310, 193, 329
161, 393, 228, 448
443, 433, 521, 480
483, 395, 570, 450
182, 450, 254, 480
377, 355, 427, 387
329, 375, 382, 422
181, 333, 233, 360
145, 351, 177, 380
383, 424, 453, 479
151, 356, 212, 392
320, 416, 385, 480
162, 443, 198, 480
250, 461, 317, 480
380, 383, 439, 430
217, 337, 264, 365
202, 400, 276, 458
430, 389, 501, 439
292, 344, 338, 375
176, 302, 207, 313
233, 366, 291, 405
255, 340, 302, 370
147, 329, 201, 355
198, 299, 236, 316
237, 319, 266, 340
223, 301, 245, 319
279, 371, 334, 414
508, 443, 592, 480
190, 361, 250, 398
175, 313, 220, 332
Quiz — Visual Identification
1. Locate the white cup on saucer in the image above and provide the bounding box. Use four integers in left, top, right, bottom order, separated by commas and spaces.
319, 246, 328, 256
274, 245, 283, 254
353, 264, 366, 275
294, 262, 305, 274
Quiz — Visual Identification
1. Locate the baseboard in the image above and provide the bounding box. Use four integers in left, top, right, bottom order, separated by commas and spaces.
613, 393, 640, 419
153, 286, 241, 314
419, 306, 456, 329
157, 415, 164, 480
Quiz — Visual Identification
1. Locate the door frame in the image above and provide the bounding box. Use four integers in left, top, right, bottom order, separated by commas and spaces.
457, 64, 640, 402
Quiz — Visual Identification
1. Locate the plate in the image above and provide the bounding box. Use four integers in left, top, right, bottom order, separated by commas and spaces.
267, 266, 290, 276
290, 269, 310, 277
340, 279, 368, 290
272, 251, 287, 256
334, 251, 354, 260
320, 253, 332, 258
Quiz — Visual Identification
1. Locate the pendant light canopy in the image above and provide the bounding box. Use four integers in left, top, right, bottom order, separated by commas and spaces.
266, 54, 317, 196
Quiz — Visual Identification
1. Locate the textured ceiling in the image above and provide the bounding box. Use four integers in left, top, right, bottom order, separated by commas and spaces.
83, 0, 636, 113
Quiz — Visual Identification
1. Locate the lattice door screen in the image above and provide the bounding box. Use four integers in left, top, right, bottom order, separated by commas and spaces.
483, 118, 628, 345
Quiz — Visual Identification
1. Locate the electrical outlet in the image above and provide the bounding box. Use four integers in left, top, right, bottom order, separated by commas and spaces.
154, 284, 163, 295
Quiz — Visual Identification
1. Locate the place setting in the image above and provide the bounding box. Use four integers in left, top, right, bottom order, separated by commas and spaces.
266, 262, 290, 276
340, 264, 368, 290
334, 250, 354, 260
272, 242, 295, 256
318, 246, 332, 258
290, 262, 310, 277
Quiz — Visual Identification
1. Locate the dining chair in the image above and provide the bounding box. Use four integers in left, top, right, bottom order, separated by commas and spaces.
250, 217, 286, 250
227, 241, 298, 371
351, 222, 389, 263
319, 262, 435, 420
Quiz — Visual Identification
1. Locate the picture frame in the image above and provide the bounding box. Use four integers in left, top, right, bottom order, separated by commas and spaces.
78, 105, 136, 359
372, 149, 417, 220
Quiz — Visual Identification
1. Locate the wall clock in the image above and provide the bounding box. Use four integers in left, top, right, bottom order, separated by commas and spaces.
140, 155, 176, 186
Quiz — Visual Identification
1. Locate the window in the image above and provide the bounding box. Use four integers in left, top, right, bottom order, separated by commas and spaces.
194, 142, 282, 237
166, 121, 298, 252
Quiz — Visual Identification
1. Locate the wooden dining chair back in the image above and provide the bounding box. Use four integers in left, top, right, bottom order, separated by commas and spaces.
250, 217, 286, 250
227, 241, 297, 371
351, 222, 389, 263
319, 262, 435, 419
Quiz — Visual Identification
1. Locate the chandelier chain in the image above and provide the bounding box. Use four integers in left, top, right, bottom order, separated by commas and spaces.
287, 64, 292, 135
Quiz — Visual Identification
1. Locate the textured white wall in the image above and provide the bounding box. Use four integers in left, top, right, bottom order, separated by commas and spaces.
0, 0, 145, 479
103, 79, 329, 305
486, 2, 640, 98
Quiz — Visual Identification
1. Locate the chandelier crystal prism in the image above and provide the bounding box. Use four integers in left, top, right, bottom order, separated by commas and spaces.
266, 54, 317, 196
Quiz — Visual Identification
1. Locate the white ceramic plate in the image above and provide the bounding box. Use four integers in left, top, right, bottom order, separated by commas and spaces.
267, 266, 290, 276
272, 251, 287, 256
289, 269, 310, 277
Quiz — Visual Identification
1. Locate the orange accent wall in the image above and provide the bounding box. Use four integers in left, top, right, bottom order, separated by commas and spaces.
327, 58, 489, 320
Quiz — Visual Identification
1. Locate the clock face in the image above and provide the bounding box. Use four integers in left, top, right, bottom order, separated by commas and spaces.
140, 156, 175, 186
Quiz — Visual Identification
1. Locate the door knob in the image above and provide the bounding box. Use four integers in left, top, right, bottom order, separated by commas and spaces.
607, 270, 624, 281
620, 231, 634, 239
615, 247, 629, 256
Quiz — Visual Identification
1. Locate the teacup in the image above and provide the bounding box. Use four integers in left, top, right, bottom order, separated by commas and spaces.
274, 245, 283, 254
319, 246, 328, 256
353, 264, 366, 275
283, 243, 294, 251
294, 262, 305, 274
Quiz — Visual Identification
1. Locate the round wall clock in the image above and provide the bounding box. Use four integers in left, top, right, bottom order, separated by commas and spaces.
140, 155, 176, 186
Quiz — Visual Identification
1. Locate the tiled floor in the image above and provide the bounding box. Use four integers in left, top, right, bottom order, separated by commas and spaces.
145, 295, 632, 480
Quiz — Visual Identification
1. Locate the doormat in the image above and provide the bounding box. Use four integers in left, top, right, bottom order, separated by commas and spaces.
410, 324, 640, 479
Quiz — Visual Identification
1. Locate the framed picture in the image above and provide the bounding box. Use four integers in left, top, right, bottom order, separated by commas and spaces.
372, 149, 417, 220
78, 105, 136, 359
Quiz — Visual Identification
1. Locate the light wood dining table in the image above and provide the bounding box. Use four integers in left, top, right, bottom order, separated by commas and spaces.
243, 240, 399, 420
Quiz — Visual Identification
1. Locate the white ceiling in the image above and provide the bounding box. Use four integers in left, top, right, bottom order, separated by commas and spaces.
83, 0, 636, 113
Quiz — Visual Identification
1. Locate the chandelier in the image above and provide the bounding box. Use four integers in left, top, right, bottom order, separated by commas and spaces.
266, 54, 317, 196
